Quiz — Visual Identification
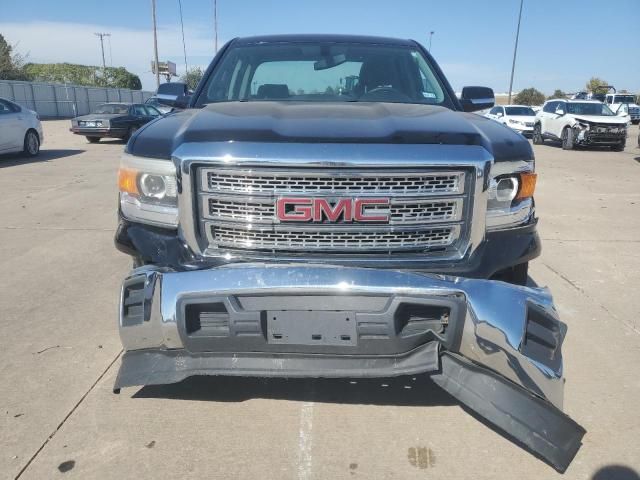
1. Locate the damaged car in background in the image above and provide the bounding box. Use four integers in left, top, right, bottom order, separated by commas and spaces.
113, 34, 585, 472
533, 98, 628, 150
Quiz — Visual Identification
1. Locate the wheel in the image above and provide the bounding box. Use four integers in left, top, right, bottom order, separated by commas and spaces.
532, 124, 544, 144
611, 140, 625, 152
492, 263, 529, 286
124, 126, 139, 142
22, 130, 40, 157
86, 136, 100, 143
561, 127, 574, 150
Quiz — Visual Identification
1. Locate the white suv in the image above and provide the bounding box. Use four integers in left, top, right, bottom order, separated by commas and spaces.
485, 105, 537, 136
533, 99, 628, 151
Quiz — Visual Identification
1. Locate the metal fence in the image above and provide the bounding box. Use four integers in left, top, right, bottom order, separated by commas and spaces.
0, 80, 154, 119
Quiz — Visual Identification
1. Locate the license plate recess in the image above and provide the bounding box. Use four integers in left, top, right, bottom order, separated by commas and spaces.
267, 310, 357, 346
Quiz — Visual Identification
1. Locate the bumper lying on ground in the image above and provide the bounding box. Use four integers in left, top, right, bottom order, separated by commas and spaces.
115, 263, 585, 472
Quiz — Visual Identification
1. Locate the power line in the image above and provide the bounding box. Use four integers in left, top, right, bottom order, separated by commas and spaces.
178, 0, 188, 74
94, 32, 111, 70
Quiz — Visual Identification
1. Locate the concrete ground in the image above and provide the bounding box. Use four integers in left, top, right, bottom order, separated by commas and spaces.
1, 121, 639, 480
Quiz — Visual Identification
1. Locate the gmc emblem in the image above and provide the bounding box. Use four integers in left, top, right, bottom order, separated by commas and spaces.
276, 197, 390, 223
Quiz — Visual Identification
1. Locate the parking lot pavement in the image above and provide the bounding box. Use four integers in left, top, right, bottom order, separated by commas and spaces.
1, 120, 639, 479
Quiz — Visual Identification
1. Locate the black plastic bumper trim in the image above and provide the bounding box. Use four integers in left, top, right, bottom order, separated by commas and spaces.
114, 342, 440, 389
431, 352, 585, 473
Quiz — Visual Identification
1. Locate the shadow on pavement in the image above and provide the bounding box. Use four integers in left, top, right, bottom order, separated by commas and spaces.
0, 149, 84, 168
134, 373, 457, 407
592, 465, 640, 480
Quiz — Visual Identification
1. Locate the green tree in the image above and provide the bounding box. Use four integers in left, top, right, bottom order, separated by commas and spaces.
179, 67, 204, 91
514, 88, 545, 106
547, 89, 566, 100
22, 63, 142, 89
0, 33, 28, 80
585, 77, 608, 93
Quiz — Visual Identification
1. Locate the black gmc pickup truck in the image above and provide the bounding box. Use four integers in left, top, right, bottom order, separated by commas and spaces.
114, 34, 584, 471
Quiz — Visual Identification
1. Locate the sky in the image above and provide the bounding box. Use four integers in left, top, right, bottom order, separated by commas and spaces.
1, 0, 639, 94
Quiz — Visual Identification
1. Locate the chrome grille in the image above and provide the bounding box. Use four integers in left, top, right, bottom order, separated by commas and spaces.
203, 169, 464, 196
208, 224, 459, 252
197, 167, 470, 255
204, 197, 463, 225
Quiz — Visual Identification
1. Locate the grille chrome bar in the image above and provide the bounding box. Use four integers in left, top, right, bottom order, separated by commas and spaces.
205, 223, 460, 252
201, 168, 465, 197
201, 195, 464, 225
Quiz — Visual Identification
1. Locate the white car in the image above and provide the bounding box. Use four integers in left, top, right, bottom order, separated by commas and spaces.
0, 98, 43, 156
533, 99, 628, 151
485, 105, 537, 136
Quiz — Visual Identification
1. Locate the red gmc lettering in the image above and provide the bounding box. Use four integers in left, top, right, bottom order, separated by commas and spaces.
313, 198, 352, 222
354, 198, 390, 222
276, 197, 313, 221
276, 197, 390, 223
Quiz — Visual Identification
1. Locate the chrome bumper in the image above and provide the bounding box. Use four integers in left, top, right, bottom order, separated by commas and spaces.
115, 264, 584, 471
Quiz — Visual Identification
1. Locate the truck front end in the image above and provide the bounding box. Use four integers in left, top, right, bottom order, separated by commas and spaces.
112, 35, 584, 471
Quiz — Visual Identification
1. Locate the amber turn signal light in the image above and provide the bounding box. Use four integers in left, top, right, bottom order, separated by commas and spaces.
118, 168, 139, 196
516, 172, 537, 200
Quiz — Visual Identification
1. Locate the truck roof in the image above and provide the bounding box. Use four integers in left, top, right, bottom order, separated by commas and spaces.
233, 34, 416, 47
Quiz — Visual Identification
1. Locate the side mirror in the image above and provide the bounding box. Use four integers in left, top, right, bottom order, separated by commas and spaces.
174, 94, 192, 109
556, 108, 565, 116
459, 86, 495, 112
496, 112, 504, 118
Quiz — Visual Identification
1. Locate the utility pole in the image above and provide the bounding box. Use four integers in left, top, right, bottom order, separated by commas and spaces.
428, 31, 435, 52
151, 0, 160, 89
508, 0, 524, 104
94, 32, 111, 69
213, 0, 218, 53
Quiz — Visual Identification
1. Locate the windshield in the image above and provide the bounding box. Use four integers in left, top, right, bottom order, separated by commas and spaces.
196, 42, 450, 106
505, 106, 535, 116
566, 102, 614, 116
93, 104, 129, 114
612, 95, 636, 104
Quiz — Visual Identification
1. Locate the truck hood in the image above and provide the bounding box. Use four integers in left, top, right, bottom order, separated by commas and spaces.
129, 101, 533, 162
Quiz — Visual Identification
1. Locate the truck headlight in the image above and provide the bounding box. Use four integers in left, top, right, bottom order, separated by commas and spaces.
486, 172, 537, 230
118, 154, 178, 228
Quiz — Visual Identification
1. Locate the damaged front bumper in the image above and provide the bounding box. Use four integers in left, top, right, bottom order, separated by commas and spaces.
115, 264, 585, 471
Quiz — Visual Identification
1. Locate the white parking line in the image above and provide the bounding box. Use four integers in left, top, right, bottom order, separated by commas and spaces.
297, 401, 314, 480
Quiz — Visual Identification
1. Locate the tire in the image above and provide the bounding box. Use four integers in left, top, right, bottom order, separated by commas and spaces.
561, 127, 574, 150
611, 140, 625, 152
86, 136, 100, 143
532, 124, 544, 144
124, 126, 139, 142
22, 130, 40, 157
491, 263, 529, 286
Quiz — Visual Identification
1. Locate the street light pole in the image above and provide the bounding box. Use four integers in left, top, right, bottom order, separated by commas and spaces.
428, 31, 435, 52
213, 0, 218, 53
151, 0, 160, 89
508, 0, 524, 104
178, 0, 189, 75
